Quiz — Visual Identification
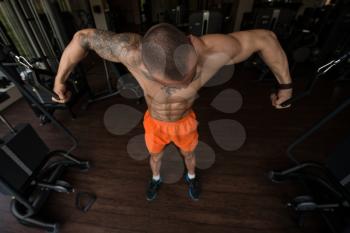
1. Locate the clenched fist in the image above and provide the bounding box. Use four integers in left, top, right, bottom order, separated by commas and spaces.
270, 88, 292, 109
52, 82, 71, 103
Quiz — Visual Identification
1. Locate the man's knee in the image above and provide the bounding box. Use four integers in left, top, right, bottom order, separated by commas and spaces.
180, 150, 194, 159
150, 152, 163, 162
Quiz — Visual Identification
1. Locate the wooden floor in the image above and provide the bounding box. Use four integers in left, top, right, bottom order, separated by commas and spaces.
0, 63, 350, 233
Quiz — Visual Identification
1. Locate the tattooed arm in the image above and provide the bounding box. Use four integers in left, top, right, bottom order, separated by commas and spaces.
53, 29, 141, 102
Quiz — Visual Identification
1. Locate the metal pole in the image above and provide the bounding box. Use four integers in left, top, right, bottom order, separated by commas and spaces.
41, 0, 68, 52
8, 0, 41, 58
0, 114, 16, 133
103, 60, 113, 93
27, 0, 59, 68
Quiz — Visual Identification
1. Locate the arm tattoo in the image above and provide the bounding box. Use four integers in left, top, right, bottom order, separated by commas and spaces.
79, 29, 141, 66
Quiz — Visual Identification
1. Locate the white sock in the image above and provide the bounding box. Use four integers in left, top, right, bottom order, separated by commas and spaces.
188, 173, 195, 179
152, 175, 160, 181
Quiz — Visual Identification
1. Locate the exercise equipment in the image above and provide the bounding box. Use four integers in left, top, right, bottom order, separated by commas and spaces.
269, 134, 350, 232
281, 50, 350, 108
0, 0, 76, 71
0, 45, 83, 125
0, 44, 79, 154
189, 11, 223, 36
269, 50, 350, 232
80, 0, 143, 108
83, 61, 144, 109
318, 2, 350, 64
242, 3, 339, 82
75, 191, 97, 213
0, 112, 90, 233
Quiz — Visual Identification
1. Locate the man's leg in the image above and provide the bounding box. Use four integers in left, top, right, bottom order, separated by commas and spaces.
149, 151, 164, 179
180, 149, 196, 176
180, 149, 201, 201
146, 151, 164, 201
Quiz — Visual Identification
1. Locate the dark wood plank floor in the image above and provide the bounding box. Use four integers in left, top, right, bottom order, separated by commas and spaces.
0, 63, 349, 233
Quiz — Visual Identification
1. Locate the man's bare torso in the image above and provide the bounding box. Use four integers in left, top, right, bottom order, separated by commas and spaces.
126, 35, 235, 122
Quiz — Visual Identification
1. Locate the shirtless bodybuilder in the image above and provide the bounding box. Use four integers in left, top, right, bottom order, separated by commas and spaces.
53, 23, 293, 201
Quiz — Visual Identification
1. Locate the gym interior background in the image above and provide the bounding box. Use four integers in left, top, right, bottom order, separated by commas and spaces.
0, 0, 350, 232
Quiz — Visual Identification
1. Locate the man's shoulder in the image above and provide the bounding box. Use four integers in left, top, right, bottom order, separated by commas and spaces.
193, 34, 238, 66
197, 33, 240, 56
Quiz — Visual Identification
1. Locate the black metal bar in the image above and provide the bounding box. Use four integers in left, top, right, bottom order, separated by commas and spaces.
10, 201, 57, 231
0, 114, 16, 133
0, 181, 35, 217
271, 162, 325, 176
287, 97, 350, 164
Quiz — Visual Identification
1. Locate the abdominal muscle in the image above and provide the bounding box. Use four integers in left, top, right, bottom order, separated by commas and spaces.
127, 65, 200, 122
144, 94, 196, 122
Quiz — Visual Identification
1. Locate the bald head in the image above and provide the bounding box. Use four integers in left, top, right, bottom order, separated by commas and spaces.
141, 23, 197, 83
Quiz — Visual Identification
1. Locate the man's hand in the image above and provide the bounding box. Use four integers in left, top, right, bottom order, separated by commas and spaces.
270, 88, 292, 109
52, 82, 71, 103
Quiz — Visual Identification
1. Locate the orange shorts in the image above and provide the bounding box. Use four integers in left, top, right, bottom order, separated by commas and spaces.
143, 110, 199, 154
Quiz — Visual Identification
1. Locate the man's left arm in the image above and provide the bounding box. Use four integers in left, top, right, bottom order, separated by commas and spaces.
231, 30, 292, 108
201, 30, 293, 108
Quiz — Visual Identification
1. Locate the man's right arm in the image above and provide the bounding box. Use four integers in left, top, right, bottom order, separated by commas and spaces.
54, 29, 141, 102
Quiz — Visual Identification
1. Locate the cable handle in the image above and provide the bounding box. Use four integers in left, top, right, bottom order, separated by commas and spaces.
280, 50, 350, 107
9, 52, 61, 101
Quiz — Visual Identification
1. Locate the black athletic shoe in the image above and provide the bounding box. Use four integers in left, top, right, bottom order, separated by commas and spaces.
146, 178, 161, 201
184, 174, 201, 201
